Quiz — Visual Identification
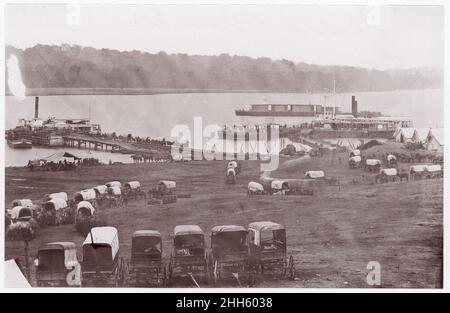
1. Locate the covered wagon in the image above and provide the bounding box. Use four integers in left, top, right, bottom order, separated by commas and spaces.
43, 198, 69, 226
10, 206, 34, 222
226, 168, 237, 185
210, 225, 252, 285
124, 180, 141, 190
376, 168, 398, 183
74, 189, 97, 204
123, 181, 144, 201
124, 181, 141, 191
75, 201, 98, 236
248, 221, 295, 280
271, 180, 289, 195
168, 225, 208, 286
106, 186, 123, 208
248, 182, 265, 196
424, 164, 443, 179
35, 242, 81, 287
129, 230, 165, 287
227, 161, 241, 174
305, 170, 325, 179
148, 180, 177, 204
387, 154, 397, 167
348, 155, 361, 169
410, 165, 427, 180
365, 159, 382, 172
81, 226, 127, 287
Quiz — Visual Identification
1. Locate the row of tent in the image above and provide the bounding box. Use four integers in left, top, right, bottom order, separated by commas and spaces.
394, 127, 444, 152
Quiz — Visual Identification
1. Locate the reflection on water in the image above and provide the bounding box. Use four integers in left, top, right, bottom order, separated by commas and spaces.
5, 145, 133, 167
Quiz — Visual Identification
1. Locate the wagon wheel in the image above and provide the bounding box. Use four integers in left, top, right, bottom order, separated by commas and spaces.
248, 270, 257, 287
167, 261, 173, 286
282, 259, 288, 277
202, 260, 208, 284
115, 266, 121, 287
213, 260, 219, 285
161, 265, 167, 287
122, 260, 129, 287
288, 256, 295, 280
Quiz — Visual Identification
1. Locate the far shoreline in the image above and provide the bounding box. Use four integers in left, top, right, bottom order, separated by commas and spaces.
4, 87, 443, 97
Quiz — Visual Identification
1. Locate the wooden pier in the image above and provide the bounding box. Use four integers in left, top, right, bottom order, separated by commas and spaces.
62, 134, 122, 151
62, 134, 169, 158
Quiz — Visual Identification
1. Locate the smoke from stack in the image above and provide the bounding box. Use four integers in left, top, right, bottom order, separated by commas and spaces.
351, 96, 358, 118
35, 96, 39, 119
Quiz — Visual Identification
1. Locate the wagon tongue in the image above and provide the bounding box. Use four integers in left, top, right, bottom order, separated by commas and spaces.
231, 272, 242, 287
188, 273, 200, 288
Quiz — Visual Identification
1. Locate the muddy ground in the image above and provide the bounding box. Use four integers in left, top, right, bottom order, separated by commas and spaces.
4, 151, 443, 288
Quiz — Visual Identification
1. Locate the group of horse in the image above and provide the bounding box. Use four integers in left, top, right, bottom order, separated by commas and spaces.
130, 154, 168, 163
27, 158, 101, 172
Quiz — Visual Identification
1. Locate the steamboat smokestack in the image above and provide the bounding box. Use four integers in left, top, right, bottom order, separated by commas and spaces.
351, 95, 358, 118
34, 96, 39, 119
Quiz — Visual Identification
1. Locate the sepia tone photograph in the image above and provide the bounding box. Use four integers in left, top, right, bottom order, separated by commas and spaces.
2, 2, 445, 291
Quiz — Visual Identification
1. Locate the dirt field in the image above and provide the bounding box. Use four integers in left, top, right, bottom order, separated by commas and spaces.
4, 151, 443, 288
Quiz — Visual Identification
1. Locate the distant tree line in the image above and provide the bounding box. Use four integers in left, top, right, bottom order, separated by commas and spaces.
5, 44, 443, 93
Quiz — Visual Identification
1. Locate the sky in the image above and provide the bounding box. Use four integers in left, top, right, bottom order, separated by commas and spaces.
5, 4, 445, 70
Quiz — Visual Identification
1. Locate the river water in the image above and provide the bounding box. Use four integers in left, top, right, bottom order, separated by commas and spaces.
4, 89, 444, 166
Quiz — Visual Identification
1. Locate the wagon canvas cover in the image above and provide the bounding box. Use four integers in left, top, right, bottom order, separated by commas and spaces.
46, 192, 68, 202
248, 181, 264, 192
83, 227, 120, 260
77, 201, 95, 215
12, 199, 33, 208
425, 165, 442, 172
381, 168, 397, 176
45, 198, 68, 211
305, 170, 325, 178
366, 159, 381, 166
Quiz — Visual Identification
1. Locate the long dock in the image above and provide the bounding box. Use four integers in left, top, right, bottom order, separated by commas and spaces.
62, 134, 164, 156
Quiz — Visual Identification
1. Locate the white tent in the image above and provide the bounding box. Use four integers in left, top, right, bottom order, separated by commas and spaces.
426, 128, 444, 152
4, 259, 32, 288
412, 128, 430, 144
395, 128, 415, 143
